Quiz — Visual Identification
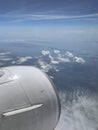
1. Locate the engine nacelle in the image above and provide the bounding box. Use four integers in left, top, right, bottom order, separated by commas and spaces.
0, 66, 60, 130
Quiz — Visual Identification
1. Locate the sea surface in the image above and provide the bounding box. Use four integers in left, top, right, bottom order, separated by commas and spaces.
0, 41, 98, 130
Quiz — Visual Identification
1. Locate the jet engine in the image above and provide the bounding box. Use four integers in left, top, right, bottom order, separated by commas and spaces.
0, 66, 60, 130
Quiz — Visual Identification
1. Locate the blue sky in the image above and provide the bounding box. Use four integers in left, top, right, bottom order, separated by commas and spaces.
0, 0, 98, 44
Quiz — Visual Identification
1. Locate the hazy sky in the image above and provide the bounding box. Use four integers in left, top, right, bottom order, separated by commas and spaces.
0, 0, 98, 43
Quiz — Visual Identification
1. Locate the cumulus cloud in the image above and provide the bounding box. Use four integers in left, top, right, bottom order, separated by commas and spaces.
65, 51, 74, 58
0, 52, 11, 59
65, 51, 85, 64
37, 59, 52, 72
41, 49, 71, 64
57, 53, 71, 63
37, 49, 86, 72
13, 56, 32, 64
41, 50, 52, 60
37, 50, 60, 72
18, 56, 32, 64
11, 61, 16, 64
0, 52, 33, 65
37, 57, 59, 72
74, 57, 85, 64
57, 57, 71, 63
17, 57, 27, 64
51, 60, 59, 64
0, 58, 12, 61
0, 52, 11, 55
50, 76, 54, 79
41, 50, 50, 56
54, 50, 60, 54
49, 55, 59, 65
0, 49, 86, 73
41, 50, 59, 65
0, 52, 12, 62
0, 49, 86, 72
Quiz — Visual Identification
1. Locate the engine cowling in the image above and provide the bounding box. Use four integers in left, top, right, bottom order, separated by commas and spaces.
0, 66, 60, 130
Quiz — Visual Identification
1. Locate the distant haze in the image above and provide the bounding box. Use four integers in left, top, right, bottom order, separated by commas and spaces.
0, 0, 98, 43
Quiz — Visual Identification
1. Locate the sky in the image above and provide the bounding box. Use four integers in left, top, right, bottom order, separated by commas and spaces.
0, 0, 98, 44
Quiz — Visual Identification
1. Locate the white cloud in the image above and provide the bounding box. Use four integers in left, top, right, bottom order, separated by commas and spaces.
57, 57, 71, 63
54, 50, 60, 54
0, 39, 25, 43
65, 51, 86, 64
0, 52, 11, 55
0, 58, 12, 61
41, 50, 50, 56
17, 56, 32, 64
1, 13, 98, 23
56, 91, 98, 130
30, 13, 98, 20
57, 53, 71, 63
17, 57, 27, 64
74, 57, 85, 64
0, 55, 7, 59
25, 56, 32, 60
41, 50, 59, 65
37, 51, 60, 72
11, 61, 16, 64
38, 59, 52, 72
55, 69, 59, 72
0, 52, 10, 59
49, 55, 59, 64
41, 49, 71, 64
65, 51, 74, 58
51, 60, 59, 64
50, 76, 54, 79
37, 49, 86, 72
0, 52, 12, 61
48, 54, 54, 61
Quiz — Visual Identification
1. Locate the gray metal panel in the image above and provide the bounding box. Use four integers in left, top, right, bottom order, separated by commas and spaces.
0, 66, 60, 130
0, 80, 30, 114
6, 66, 60, 129
0, 70, 4, 77
0, 69, 12, 85
3, 104, 43, 117
1, 105, 43, 130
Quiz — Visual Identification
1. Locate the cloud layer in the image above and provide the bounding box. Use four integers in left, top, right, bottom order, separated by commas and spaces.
56, 90, 98, 130
36, 50, 85, 72
0, 13, 98, 23
0, 50, 85, 72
